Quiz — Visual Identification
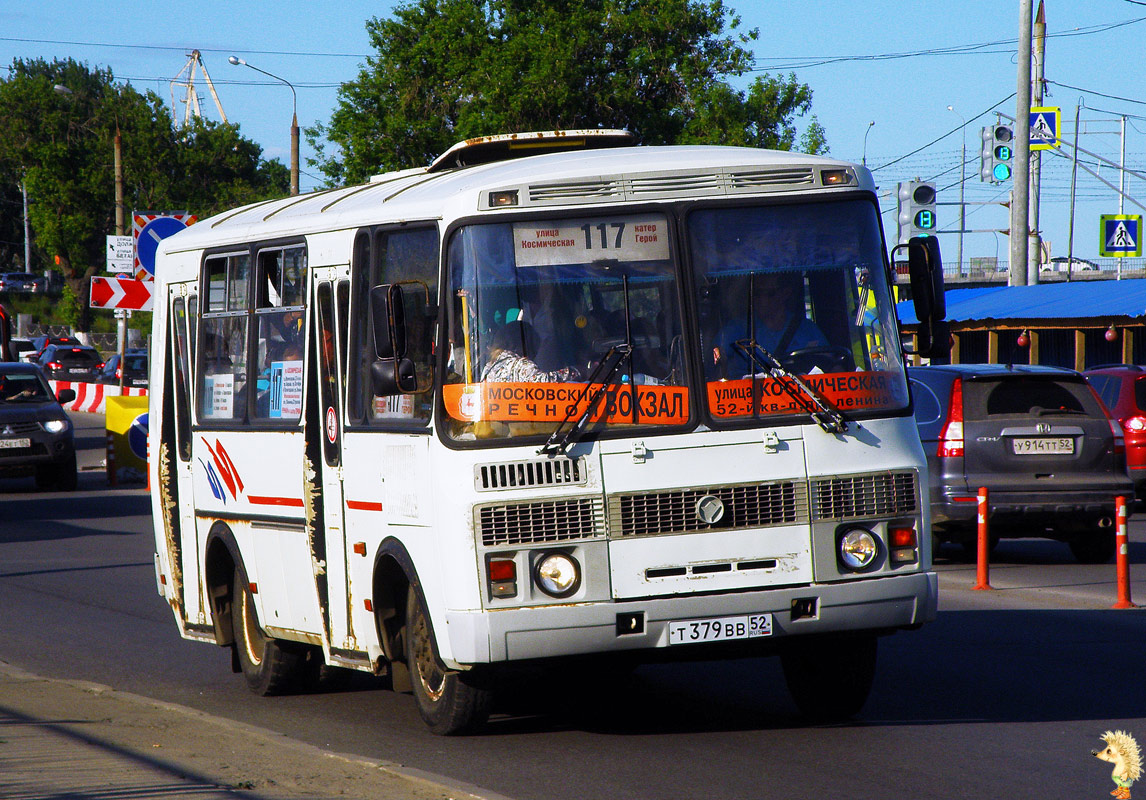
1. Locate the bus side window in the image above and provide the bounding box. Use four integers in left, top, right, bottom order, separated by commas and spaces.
198, 252, 250, 422
252, 245, 307, 421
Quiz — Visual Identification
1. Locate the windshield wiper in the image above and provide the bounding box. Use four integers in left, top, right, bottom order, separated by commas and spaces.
733, 340, 848, 434
539, 343, 632, 457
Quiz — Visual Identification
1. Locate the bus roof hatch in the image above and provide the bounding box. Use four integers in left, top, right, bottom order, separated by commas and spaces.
427, 129, 637, 173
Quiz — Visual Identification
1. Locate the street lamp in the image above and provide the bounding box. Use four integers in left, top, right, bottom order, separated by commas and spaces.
947, 105, 967, 277
54, 82, 128, 382
862, 120, 875, 167
229, 56, 299, 196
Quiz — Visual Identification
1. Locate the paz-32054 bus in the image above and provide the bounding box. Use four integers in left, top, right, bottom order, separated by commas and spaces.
150, 130, 947, 734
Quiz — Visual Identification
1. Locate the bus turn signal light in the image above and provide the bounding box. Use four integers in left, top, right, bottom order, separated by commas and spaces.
889, 526, 918, 564
488, 558, 517, 598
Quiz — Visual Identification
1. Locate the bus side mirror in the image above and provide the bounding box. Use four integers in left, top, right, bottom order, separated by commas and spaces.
904, 236, 950, 357
371, 358, 418, 396
369, 283, 407, 359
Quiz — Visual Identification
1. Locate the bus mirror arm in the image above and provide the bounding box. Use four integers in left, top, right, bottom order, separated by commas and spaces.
371, 357, 418, 396
894, 237, 949, 358
370, 284, 408, 360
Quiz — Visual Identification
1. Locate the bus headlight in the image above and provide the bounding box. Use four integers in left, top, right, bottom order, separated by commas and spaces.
534, 552, 580, 598
839, 528, 878, 570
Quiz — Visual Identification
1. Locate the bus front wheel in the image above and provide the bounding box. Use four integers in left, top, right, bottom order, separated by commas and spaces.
231, 569, 304, 696
780, 633, 877, 722
406, 585, 492, 735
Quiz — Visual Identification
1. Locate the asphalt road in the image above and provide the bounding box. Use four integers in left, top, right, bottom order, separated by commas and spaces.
3, 411, 1146, 800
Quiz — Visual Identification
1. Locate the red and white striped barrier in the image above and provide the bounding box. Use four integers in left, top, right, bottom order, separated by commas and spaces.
49, 380, 147, 414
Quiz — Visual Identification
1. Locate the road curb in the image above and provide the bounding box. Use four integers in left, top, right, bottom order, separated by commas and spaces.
0, 661, 514, 800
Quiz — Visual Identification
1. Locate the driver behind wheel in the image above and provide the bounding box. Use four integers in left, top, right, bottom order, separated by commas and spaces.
712, 271, 827, 377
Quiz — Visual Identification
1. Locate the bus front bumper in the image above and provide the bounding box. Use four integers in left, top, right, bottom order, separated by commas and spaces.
443, 570, 937, 666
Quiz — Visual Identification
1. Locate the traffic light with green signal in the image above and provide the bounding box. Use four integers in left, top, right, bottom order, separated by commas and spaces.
979, 124, 1013, 183
897, 180, 937, 243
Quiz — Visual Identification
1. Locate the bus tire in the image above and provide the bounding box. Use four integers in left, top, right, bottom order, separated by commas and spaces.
232, 568, 303, 696
406, 585, 492, 735
780, 633, 877, 722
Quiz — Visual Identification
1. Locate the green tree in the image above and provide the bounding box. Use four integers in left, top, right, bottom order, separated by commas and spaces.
309, 0, 827, 185
0, 57, 289, 328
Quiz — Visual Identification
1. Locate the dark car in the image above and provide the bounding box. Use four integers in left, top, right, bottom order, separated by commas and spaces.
7, 337, 35, 362
1084, 364, 1146, 498
0, 272, 40, 293
0, 363, 77, 489
910, 364, 1134, 563
99, 350, 149, 387
36, 344, 104, 382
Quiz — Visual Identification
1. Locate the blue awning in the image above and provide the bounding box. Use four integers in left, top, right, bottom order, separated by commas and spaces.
897, 279, 1146, 325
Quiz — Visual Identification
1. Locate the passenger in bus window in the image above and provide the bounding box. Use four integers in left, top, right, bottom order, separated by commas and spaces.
712, 272, 827, 377
480, 320, 580, 383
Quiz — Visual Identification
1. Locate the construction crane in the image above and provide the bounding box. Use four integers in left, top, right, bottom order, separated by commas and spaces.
170, 50, 228, 126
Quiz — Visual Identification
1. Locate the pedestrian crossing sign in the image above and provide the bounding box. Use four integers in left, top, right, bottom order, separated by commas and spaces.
1029, 106, 1060, 151
1100, 214, 1142, 257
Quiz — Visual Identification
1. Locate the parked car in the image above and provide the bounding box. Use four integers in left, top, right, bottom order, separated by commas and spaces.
1084, 364, 1146, 498
909, 364, 1134, 562
99, 350, 149, 387
35, 344, 104, 382
1044, 256, 1099, 272
0, 272, 43, 293
0, 362, 77, 490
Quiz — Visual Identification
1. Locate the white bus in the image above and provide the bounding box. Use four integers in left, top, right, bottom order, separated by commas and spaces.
150, 130, 947, 734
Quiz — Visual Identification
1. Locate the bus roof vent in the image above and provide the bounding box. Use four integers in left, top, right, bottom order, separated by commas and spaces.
627, 172, 724, 198
728, 167, 816, 191
528, 178, 626, 204
475, 457, 587, 492
429, 129, 636, 172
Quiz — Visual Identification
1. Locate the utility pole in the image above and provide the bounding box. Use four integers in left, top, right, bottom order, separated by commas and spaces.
1010, 0, 1033, 286
21, 175, 31, 273
1118, 114, 1126, 279
1027, 0, 1045, 285
1067, 102, 1080, 283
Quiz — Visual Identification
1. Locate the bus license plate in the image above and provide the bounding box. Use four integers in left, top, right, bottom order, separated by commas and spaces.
1012, 437, 1074, 455
0, 438, 30, 449
667, 613, 772, 645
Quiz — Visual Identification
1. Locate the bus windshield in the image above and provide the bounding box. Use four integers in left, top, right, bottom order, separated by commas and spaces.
443, 212, 688, 442
689, 199, 908, 423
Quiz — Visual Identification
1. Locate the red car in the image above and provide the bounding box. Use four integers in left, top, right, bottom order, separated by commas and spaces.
1085, 364, 1146, 497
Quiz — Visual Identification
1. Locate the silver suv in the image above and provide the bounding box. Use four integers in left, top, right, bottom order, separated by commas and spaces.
910, 364, 1133, 563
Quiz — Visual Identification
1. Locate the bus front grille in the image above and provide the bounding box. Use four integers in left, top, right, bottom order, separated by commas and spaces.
609, 480, 808, 537
811, 471, 917, 521
474, 457, 586, 491
477, 497, 605, 547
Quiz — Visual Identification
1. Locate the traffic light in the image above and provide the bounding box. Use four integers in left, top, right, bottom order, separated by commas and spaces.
897, 180, 937, 243
979, 124, 1014, 183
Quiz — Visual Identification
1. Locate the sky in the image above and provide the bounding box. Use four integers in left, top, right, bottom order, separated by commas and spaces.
3, 0, 1145, 271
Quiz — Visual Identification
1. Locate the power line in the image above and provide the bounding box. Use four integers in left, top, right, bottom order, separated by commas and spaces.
871, 94, 1016, 173
0, 36, 367, 59
751, 16, 1146, 71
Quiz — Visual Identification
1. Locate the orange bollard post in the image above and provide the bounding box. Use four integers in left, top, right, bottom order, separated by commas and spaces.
972, 486, 992, 590
1113, 495, 1135, 609
106, 431, 117, 487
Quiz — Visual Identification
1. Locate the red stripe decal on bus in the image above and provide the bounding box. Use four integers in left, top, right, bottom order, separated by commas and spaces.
246, 495, 305, 507
346, 500, 383, 512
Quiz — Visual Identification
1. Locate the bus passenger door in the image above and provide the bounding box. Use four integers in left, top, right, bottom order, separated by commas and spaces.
164, 289, 203, 623
311, 276, 354, 654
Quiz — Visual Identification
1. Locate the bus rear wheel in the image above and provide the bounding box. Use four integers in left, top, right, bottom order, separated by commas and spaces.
780, 633, 877, 722
406, 585, 492, 735
232, 569, 304, 696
